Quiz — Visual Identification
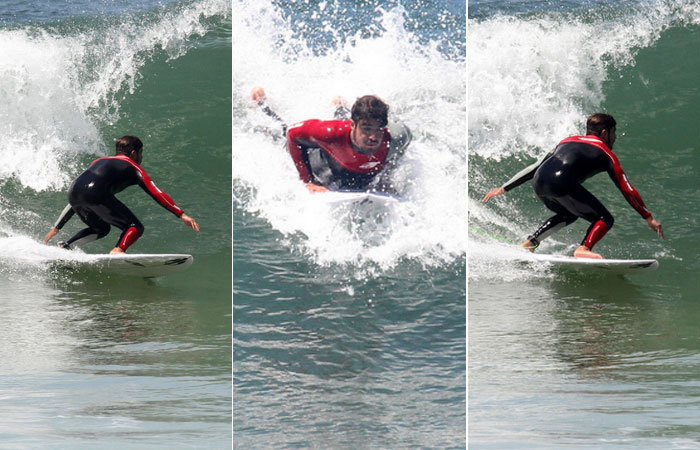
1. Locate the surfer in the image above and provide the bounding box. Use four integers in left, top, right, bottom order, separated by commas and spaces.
251, 87, 411, 193
481, 113, 663, 259
43, 136, 200, 254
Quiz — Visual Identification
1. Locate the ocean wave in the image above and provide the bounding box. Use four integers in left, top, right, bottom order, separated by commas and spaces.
0, 0, 229, 192
469, 0, 700, 162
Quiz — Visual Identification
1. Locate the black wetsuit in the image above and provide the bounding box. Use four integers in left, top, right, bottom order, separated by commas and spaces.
54, 154, 184, 251
502, 135, 651, 249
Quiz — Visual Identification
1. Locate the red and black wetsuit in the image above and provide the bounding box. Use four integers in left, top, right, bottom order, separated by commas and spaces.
503, 135, 651, 249
54, 154, 184, 251
286, 116, 410, 191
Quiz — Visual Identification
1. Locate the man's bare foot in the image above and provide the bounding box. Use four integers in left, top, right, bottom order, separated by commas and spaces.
574, 245, 603, 259
518, 240, 536, 252
109, 247, 126, 255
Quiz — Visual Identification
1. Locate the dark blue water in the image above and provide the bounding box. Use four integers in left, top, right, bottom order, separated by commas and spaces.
0, 0, 180, 25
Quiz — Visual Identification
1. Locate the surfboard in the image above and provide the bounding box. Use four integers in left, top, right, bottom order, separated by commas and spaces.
55, 253, 193, 278
311, 191, 400, 206
527, 253, 658, 274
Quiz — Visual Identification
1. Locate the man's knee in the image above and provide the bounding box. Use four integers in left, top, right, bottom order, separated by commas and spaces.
601, 213, 614, 229
95, 222, 110, 238
132, 222, 145, 236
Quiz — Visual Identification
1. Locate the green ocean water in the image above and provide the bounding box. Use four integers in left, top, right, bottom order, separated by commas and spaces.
0, 1, 231, 447
470, 1, 700, 447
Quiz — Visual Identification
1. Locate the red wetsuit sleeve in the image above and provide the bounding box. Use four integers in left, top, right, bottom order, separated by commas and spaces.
137, 170, 184, 217
286, 120, 319, 183
286, 119, 342, 183
605, 152, 652, 219
53, 204, 75, 230
117, 156, 183, 217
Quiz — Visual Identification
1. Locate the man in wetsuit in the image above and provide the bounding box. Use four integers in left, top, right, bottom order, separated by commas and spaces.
43, 136, 200, 254
252, 87, 411, 193
482, 113, 663, 259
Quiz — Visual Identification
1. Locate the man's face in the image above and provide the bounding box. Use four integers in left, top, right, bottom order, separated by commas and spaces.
350, 118, 386, 153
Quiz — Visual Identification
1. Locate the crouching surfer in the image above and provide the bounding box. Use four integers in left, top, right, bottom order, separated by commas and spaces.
44, 136, 199, 254
482, 113, 663, 259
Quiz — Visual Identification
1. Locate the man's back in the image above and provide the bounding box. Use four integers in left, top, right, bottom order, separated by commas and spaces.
535, 138, 612, 187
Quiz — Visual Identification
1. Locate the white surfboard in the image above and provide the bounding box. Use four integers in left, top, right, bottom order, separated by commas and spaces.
528, 253, 658, 274
56, 253, 193, 278
311, 191, 400, 206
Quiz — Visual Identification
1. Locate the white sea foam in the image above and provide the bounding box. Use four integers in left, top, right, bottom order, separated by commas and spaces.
469, 0, 700, 160
233, 0, 465, 269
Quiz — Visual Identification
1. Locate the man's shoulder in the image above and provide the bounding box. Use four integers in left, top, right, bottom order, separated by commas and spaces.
557, 135, 608, 149
557, 135, 586, 146
387, 121, 411, 151
92, 155, 146, 174
289, 118, 351, 139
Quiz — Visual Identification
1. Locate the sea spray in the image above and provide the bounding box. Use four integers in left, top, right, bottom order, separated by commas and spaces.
233, 0, 465, 269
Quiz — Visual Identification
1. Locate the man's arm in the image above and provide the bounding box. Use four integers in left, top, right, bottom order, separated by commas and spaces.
286, 119, 341, 189
386, 122, 411, 168
604, 155, 663, 238
482, 150, 554, 202
604, 154, 651, 219
117, 157, 185, 218
286, 121, 315, 184
136, 172, 200, 231
252, 87, 287, 138
139, 176, 185, 217
44, 204, 74, 244
134, 170, 200, 230
502, 150, 553, 192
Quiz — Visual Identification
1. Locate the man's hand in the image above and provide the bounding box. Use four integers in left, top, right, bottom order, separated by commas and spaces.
181, 213, 200, 232
251, 87, 266, 104
646, 216, 663, 239
482, 187, 505, 203
331, 96, 348, 108
306, 183, 329, 194
44, 227, 59, 245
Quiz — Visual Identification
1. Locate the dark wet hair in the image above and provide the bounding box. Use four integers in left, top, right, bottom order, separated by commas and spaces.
115, 136, 143, 155
351, 95, 389, 127
586, 113, 616, 136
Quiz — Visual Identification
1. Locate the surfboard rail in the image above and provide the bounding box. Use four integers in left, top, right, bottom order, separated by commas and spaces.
526, 253, 658, 274
53, 253, 194, 278
309, 190, 400, 206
